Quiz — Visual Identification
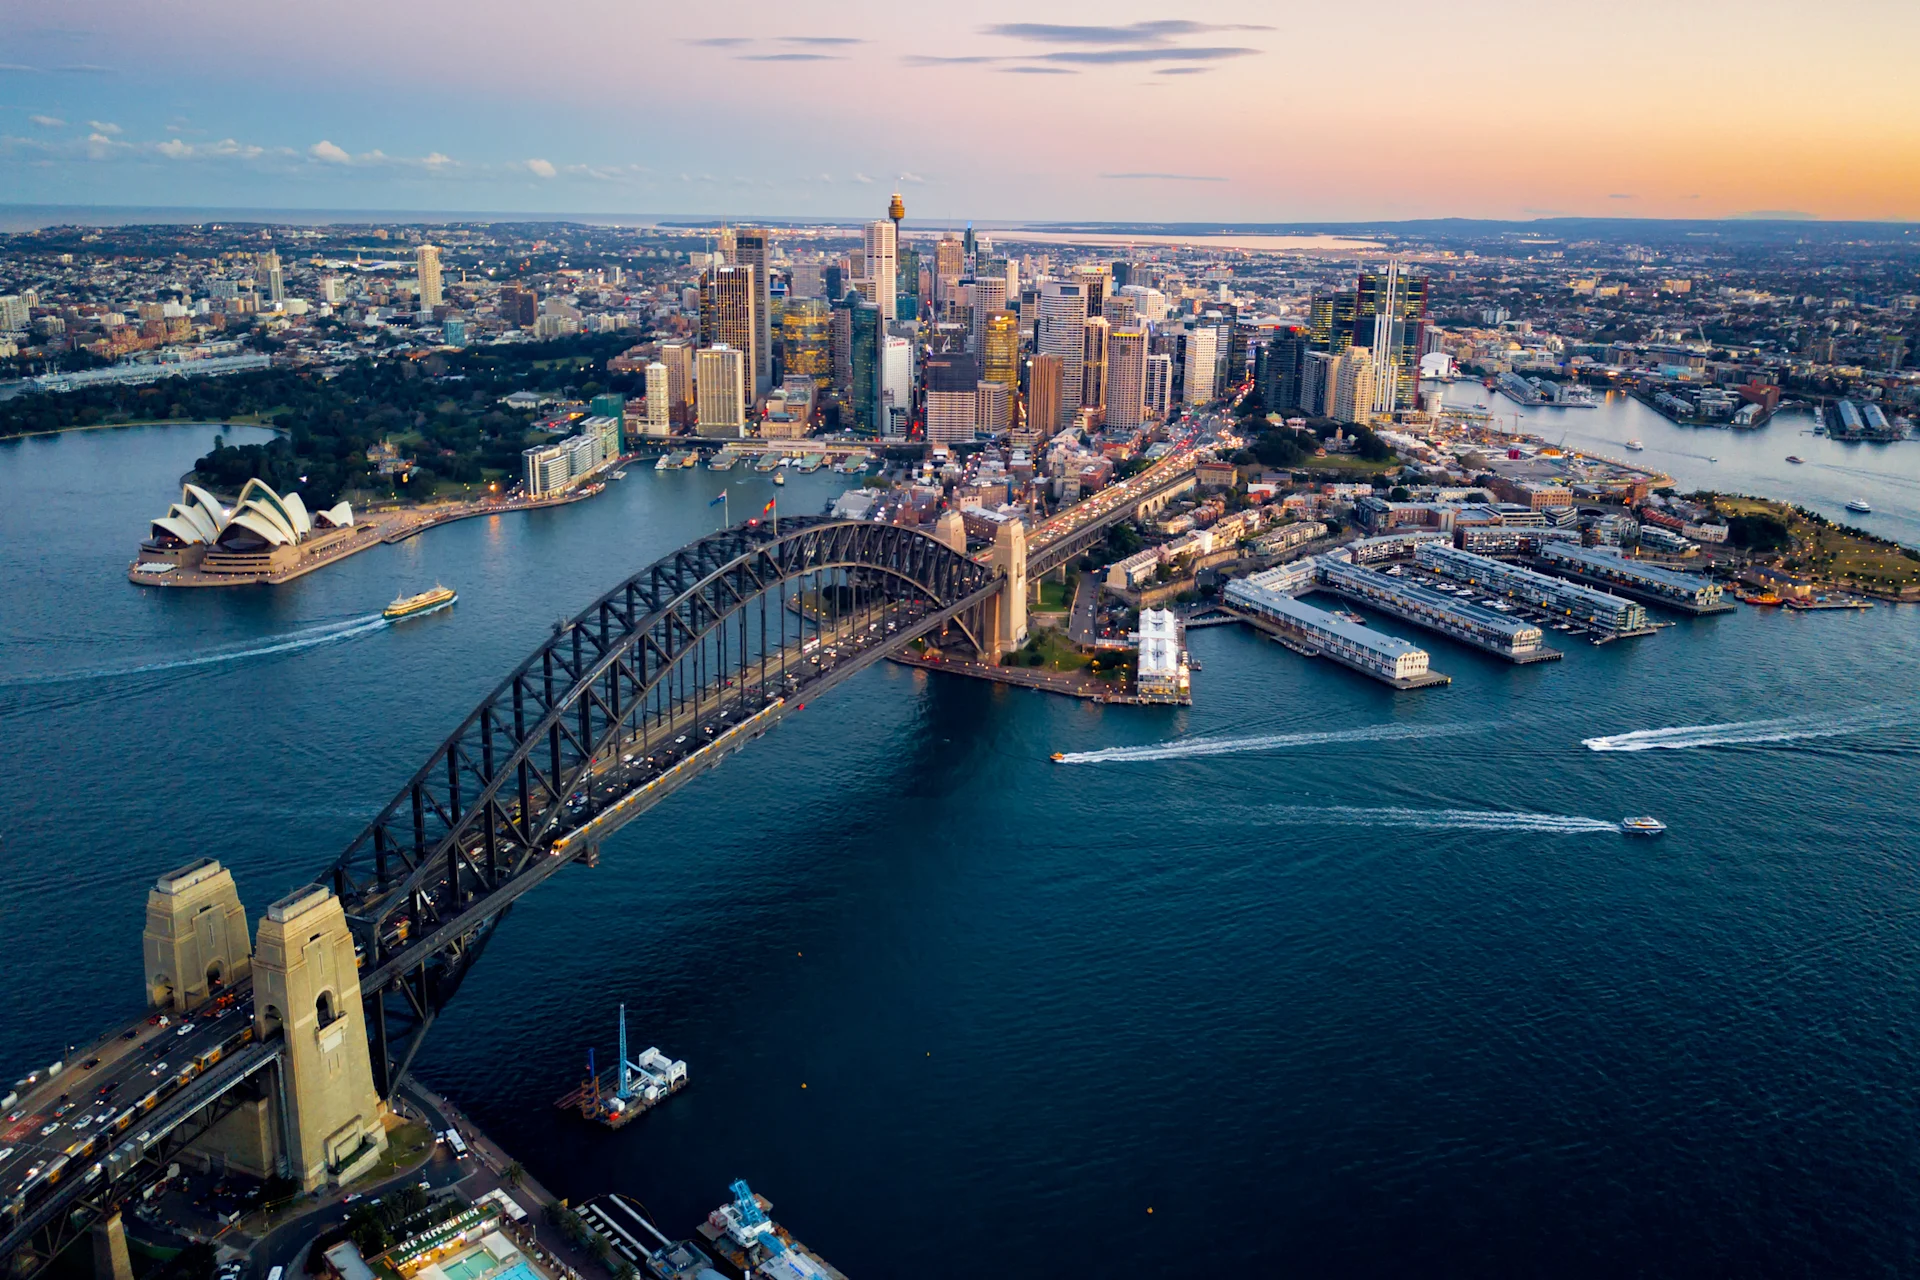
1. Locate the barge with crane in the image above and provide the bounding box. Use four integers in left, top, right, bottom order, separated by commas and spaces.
554, 1005, 688, 1128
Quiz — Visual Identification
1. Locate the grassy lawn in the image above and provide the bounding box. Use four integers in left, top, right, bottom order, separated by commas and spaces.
1708, 494, 1920, 592
1304, 455, 1399, 476
346, 1120, 436, 1190
1003, 627, 1091, 672
1035, 577, 1073, 611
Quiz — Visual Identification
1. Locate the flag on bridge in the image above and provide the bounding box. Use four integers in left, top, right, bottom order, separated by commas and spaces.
762, 498, 776, 516
709, 491, 727, 507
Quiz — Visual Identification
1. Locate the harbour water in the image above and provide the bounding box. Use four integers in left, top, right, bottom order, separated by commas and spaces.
4, 423, 1920, 1275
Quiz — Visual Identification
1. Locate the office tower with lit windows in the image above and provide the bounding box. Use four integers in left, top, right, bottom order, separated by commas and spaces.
1027, 353, 1064, 440
1111, 260, 1133, 289
714, 226, 736, 264
976, 381, 1010, 435
1145, 353, 1173, 419
863, 219, 897, 323
981, 310, 1020, 390
896, 245, 921, 320
934, 235, 964, 309
1102, 293, 1138, 332
1357, 261, 1428, 414
696, 344, 747, 436
781, 299, 832, 391
969, 276, 1007, 353
1309, 290, 1354, 353
732, 230, 773, 395
415, 244, 443, 311
1036, 281, 1088, 428
700, 266, 760, 384
1183, 326, 1218, 406
1081, 315, 1110, 412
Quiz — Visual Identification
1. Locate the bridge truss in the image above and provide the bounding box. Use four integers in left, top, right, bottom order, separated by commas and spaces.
325, 517, 1002, 1092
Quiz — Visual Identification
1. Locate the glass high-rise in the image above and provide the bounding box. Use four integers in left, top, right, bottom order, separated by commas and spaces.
781, 299, 832, 391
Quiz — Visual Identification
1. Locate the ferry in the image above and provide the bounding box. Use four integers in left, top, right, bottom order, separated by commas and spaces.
1785, 455, 1805, 464
654, 454, 674, 471
1846, 499, 1872, 514
1620, 816, 1667, 837
708, 452, 738, 471
610, 469, 628, 480
1624, 439, 1644, 451
384, 585, 456, 620
773, 471, 786, 486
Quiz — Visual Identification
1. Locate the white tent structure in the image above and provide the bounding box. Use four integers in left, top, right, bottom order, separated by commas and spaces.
148, 479, 351, 551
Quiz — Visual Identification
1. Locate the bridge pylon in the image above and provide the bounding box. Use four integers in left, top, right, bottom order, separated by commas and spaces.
142, 858, 251, 1013
252, 885, 388, 1190
989, 518, 1029, 657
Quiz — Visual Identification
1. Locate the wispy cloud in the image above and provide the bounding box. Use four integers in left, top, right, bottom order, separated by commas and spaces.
1156, 67, 1209, 76
54, 63, 114, 74
740, 52, 843, 62
906, 54, 1002, 65
777, 36, 862, 45
852, 172, 874, 184
1001, 65, 1077, 75
525, 158, 556, 178
1041, 46, 1257, 64
1101, 171, 1228, 183
897, 172, 927, 184
87, 119, 120, 134
1608, 192, 1633, 200
983, 20, 1271, 44
309, 139, 350, 163
28, 114, 65, 127
688, 37, 751, 47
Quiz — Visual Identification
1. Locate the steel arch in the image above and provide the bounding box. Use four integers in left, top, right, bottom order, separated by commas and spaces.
326, 516, 1000, 1088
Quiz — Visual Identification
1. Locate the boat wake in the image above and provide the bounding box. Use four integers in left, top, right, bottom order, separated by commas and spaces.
1260, 804, 1623, 835
1055, 721, 1482, 765
0, 614, 390, 687
1582, 706, 1913, 753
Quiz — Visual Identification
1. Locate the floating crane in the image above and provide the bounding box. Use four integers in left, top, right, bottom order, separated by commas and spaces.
554, 1004, 689, 1127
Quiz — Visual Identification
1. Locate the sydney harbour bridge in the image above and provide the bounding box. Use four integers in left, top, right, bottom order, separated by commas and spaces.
0, 451, 1198, 1279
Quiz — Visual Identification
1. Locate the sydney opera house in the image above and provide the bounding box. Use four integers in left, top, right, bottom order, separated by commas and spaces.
137, 479, 355, 579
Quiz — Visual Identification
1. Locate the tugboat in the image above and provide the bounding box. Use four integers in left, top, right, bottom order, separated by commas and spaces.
773, 470, 786, 486
1620, 816, 1667, 837
384, 585, 456, 620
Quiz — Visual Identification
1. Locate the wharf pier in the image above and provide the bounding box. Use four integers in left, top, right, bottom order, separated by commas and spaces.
1206, 602, 1452, 691
890, 651, 1179, 704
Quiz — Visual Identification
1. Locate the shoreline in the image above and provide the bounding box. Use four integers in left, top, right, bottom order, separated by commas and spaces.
1, 416, 287, 443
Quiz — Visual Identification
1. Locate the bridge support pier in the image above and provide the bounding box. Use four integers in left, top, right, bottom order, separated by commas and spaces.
253, 885, 388, 1191
988, 518, 1029, 658
89, 1212, 132, 1280
142, 858, 251, 1013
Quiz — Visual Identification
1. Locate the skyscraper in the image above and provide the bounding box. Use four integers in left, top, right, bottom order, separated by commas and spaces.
1036, 281, 1088, 429
1073, 264, 1112, 325
1301, 351, 1336, 417
981, 310, 1020, 390
415, 244, 443, 311
1256, 330, 1309, 411
1107, 329, 1150, 429
700, 266, 760, 389
1102, 293, 1138, 332
696, 344, 747, 436
924, 352, 979, 445
642, 363, 671, 436
781, 298, 832, 390
659, 340, 696, 427
1145, 353, 1173, 419
881, 335, 913, 436
1182, 327, 1218, 407
863, 219, 897, 323
969, 276, 1008, 353
1027, 353, 1064, 440
976, 381, 1011, 435
1331, 348, 1374, 426
1357, 261, 1428, 414
1081, 315, 1110, 412
896, 245, 921, 320
255, 250, 284, 305
849, 298, 881, 434
714, 226, 736, 265
732, 230, 773, 396
934, 235, 964, 310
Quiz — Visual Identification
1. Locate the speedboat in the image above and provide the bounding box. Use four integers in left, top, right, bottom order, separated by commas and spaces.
1847, 500, 1872, 514
1620, 816, 1667, 837
1785, 455, 1804, 464
1624, 439, 1644, 451
1050, 752, 1066, 763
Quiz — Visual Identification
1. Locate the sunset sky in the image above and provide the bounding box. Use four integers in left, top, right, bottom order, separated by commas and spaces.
3, 0, 1917, 222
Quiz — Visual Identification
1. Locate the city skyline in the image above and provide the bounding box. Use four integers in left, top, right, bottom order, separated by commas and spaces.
3, 0, 1918, 222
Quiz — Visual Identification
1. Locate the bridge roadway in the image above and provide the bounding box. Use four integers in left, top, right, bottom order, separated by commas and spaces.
1, 569, 998, 1273
1020, 437, 1202, 577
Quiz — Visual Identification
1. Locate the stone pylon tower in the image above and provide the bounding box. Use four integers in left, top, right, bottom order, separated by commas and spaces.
991, 518, 1028, 656
933, 508, 966, 556
252, 885, 388, 1189
142, 858, 251, 1012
